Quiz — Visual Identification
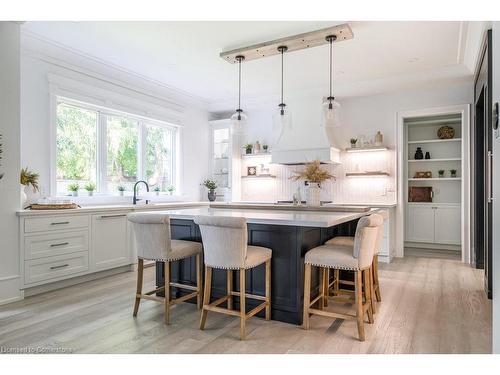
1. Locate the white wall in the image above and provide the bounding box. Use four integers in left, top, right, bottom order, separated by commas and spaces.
237, 80, 472, 203
492, 22, 500, 354
20, 32, 209, 203
0, 22, 22, 304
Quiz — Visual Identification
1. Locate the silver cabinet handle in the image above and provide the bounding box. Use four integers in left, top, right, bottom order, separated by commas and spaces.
50, 264, 69, 270
50, 242, 69, 247
50, 221, 69, 225
99, 214, 127, 219
488, 151, 493, 203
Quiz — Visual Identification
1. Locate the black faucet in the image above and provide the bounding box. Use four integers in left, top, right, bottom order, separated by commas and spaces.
133, 180, 150, 205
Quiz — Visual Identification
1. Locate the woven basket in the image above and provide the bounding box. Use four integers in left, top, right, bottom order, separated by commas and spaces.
437, 126, 455, 139
30, 203, 79, 210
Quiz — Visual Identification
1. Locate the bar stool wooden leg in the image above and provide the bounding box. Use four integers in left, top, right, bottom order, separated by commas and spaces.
265, 259, 271, 321
133, 259, 144, 317
323, 268, 329, 308
239, 268, 246, 340
333, 269, 340, 296
363, 269, 374, 324
302, 263, 312, 330
227, 269, 233, 310
199, 266, 212, 330
318, 267, 325, 310
370, 266, 377, 314
196, 254, 202, 309
373, 256, 381, 302
164, 261, 171, 325
355, 270, 365, 341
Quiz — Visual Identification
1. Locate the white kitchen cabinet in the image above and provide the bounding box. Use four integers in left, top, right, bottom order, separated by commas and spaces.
406, 204, 460, 245
91, 213, 130, 271
406, 205, 435, 243
434, 205, 461, 245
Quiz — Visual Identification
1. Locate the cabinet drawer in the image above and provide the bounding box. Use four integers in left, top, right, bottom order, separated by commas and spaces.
25, 251, 89, 285
24, 215, 89, 233
24, 230, 89, 260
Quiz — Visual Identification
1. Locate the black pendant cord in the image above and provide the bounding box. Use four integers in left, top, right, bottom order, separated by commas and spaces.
235, 55, 245, 120
329, 37, 332, 104
281, 48, 284, 109
278, 46, 287, 116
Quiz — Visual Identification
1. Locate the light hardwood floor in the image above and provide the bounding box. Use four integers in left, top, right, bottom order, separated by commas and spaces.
0, 255, 491, 354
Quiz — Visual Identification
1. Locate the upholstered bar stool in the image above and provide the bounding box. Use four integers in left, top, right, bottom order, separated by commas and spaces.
325, 210, 388, 307
128, 212, 203, 325
302, 214, 383, 341
194, 215, 272, 340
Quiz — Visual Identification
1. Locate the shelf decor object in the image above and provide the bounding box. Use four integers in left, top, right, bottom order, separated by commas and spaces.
414, 147, 424, 160
247, 166, 257, 176
437, 125, 455, 139
321, 34, 341, 129
409, 186, 433, 202
230, 55, 247, 136
414, 171, 432, 179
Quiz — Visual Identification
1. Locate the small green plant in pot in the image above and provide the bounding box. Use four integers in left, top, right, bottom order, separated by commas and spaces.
68, 183, 80, 197
117, 185, 126, 196
84, 182, 96, 196
438, 170, 445, 178
20, 167, 39, 208
262, 144, 269, 153
154, 186, 161, 195
167, 185, 175, 195
202, 179, 218, 202
244, 143, 253, 155
350, 138, 358, 148
450, 169, 457, 178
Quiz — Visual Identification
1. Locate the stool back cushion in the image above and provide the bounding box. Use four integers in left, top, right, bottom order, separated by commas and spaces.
374, 211, 388, 255
353, 213, 383, 269
128, 213, 171, 260
194, 215, 247, 269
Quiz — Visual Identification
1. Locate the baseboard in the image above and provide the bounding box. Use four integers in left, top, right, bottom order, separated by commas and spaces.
23, 265, 134, 297
404, 242, 461, 252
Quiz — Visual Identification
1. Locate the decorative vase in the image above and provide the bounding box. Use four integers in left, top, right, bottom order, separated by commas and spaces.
414, 147, 424, 160
72, 191, 78, 197
305, 183, 321, 206
20, 184, 27, 209
437, 126, 455, 139
425, 152, 431, 159
208, 190, 216, 202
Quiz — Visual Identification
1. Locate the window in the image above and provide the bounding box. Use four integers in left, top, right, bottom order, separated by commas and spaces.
55, 99, 178, 195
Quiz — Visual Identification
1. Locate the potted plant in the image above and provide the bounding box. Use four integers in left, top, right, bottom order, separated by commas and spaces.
154, 186, 161, 196
244, 143, 253, 155
202, 179, 218, 202
262, 144, 269, 153
438, 170, 445, 178
84, 182, 96, 196
290, 160, 336, 206
350, 138, 358, 148
450, 169, 457, 178
68, 183, 80, 197
117, 185, 126, 196
20, 167, 39, 208
167, 185, 175, 195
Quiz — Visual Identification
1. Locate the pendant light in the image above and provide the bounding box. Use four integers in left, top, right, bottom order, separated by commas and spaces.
230, 55, 247, 135
321, 35, 341, 129
272, 45, 292, 144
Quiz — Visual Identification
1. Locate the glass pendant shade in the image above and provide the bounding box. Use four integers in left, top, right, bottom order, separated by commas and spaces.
230, 110, 247, 136
272, 106, 292, 145
321, 98, 341, 128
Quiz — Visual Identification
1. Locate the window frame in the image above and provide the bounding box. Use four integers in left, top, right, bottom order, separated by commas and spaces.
52, 96, 179, 196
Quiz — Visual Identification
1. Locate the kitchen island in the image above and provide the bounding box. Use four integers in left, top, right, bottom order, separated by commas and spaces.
150, 206, 375, 325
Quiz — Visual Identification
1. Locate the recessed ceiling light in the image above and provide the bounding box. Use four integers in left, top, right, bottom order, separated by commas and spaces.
408, 57, 420, 63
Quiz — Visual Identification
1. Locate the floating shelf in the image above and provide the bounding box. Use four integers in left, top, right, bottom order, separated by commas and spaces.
345, 146, 388, 153
213, 172, 229, 176
407, 138, 461, 144
408, 158, 461, 162
346, 171, 390, 177
408, 178, 461, 181
241, 175, 276, 179
241, 153, 272, 158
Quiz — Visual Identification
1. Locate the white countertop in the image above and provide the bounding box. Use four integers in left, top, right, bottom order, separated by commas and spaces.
16, 202, 208, 216
140, 207, 377, 228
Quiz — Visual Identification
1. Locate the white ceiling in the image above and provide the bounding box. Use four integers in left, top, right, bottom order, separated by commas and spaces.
22, 21, 478, 110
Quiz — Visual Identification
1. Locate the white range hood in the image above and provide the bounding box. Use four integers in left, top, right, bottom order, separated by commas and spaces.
271, 147, 341, 165
270, 122, 341, 165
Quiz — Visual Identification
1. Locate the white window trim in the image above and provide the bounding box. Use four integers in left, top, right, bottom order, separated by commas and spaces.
51, 95, 180, 196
